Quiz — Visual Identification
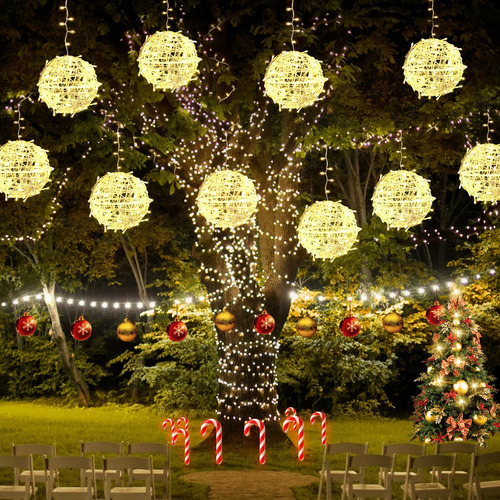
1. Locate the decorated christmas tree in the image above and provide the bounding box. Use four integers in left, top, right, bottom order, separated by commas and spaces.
412, 295, 500, 446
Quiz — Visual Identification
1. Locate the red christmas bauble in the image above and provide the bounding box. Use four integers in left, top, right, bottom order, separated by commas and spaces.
15, 311, 37, 337
296, 317, 317, 338
167, 319, 188, 342
426, 301, 445, 325
254, 311, 275, 335
341, 316, 361, 338
71, 315, 92, 341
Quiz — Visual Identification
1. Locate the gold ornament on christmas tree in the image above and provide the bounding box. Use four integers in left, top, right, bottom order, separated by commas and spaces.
264, 51, 326, 110
297, 200, 359, 260
38, 55, 100, 115
89, 172, 151, 231
372, 170, 434, 229
453, 379, 469, 395
0, 140, 53, 200
459, 143, 500, 202
403, 38, 465, 98
196, 170, 258, 229
138, 31, 200, 91
116, 316, 138, 342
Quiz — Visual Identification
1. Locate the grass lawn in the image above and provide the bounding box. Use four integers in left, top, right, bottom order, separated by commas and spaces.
0, 401, 499, 499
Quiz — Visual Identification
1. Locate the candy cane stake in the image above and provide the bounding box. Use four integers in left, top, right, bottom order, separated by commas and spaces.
177, 416, 189, 433
172, 427, 190, 465
285, 407, 297, 417
310, 411, 327, 445
201, 419, 222, 465
244, 419, 266, 465
283, 415, 305, 461
162, 418, 176, 443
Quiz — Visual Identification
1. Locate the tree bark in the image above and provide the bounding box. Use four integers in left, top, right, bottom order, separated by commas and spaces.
42, 281, 91, 406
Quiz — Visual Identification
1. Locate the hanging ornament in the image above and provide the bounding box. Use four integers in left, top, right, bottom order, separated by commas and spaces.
426, 301, 445, 325
138, 31, 200, 91
297, 201, 359, 260
451, 342, 462, 352
295, 317, 317, 338
472, 414, 487, 426
15, 311, 37, 337
453, 380, 469, 395
196, 170, 258, 229
38, 55, 100, 115
383, 312, 404, 333
116, 316, 138, 342
403, 38, 465, 98
263, 51, 326, 110
167, 318, 188, 342
372, 170, 434, 229
459, 144, 500, 202
340, 316, 361, 338
89, 172, 152, 232
215, 310, 236, 332
71, 315, 92, 341
254, 311, 275, 335
425, 411, 437, 423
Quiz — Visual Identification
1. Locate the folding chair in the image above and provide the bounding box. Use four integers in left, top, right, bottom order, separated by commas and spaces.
127, 443, 170, 500
318, 442, 369, 500
12, 442, 56, 487
45, 455, 96, 500
341, 453, 395, 499
80, 441, 124, 485
464, 451, 500, 499
103, 456, 155, 500
433, 441, 478, 484
0, 455, 35, 500
381, 443, 426, 486
402, 454, 456, 500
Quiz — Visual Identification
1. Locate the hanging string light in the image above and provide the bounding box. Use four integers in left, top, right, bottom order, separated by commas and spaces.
263, 0, 326, 110
89, 126, 152, 231
459, 110, 500, 202
37, 0, 100, 115
403, 0, 465, 98
372, 133, 434, 229
0, 96, 53, 200
137, 0, 200, 91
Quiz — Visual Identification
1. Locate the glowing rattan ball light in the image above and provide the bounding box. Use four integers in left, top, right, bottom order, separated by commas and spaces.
196, 170, 258, 229
89, 172, 152, 232
372, 170, 434, 229
138, 31, 201, 91
297, 201, 359, 260
38, 55, 100, 115
403, 38, 466, 98
0, 140, 53, 200
264, 51, 326, 110
459, 143, 500, 202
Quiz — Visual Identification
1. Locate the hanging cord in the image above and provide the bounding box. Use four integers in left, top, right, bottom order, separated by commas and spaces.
162, 0, 170, 30
429, 0, 438, 38
324, 145, 330, 201
60, 0, 72, 55
485, 109, 493, 143
287, 0, 296, 50
115, 123, 122, 171
16, 95, 31, 140
398, 130, 405, 169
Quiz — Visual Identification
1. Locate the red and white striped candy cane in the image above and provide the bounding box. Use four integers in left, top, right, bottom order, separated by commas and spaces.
177, 416, 189, 433
172, 427, 190, 465
162, 418, 176, 443
285, 407, 297, 417
283, 415, 305, 461
244, 419, 266, 464
201, 419, 222, 465
310, 411, 327, 445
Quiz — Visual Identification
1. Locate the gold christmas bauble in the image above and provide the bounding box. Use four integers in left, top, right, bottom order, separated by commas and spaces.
403, 38, 466, 98
425, 410, 437, 423
296, 317, 318, 338
473, 414, 487, 426
38, 55, 100, 115
453, 318, 461, 326
383, 312, 404, 333
117, 317, 138, 342
453, 380, 469, 395
424, 437, 432, 444
454, 436, 464, 442
215, 310, 236, 332
263, 50, 327, 110
451, 342, 462, 352
427, 366, 434, 374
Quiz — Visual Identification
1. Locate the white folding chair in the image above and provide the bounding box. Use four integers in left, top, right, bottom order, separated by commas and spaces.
381, 443, 426, 486
464, 451, 500, 499
103, 456, 154, 500
80, 441, 124, 485
12, 442, 56, 487
433, 441, 478, 484
341, 453, 395, 499
127, 443, 170, 500
0, 455, 35, 500
318, 442, 369, 500
45, 455, 96, 500
402, 454, 456, 500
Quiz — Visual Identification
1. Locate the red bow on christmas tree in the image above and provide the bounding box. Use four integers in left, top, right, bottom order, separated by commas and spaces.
446, 413, 472, 440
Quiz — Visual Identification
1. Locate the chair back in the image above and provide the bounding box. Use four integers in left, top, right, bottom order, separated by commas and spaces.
45, 455, 95, 499
474, 451, 500, 467
104, 456, 152, 472
12, 444, 56, 457
80, 441, 124, 455
435, 441, 478, 455
0, 455, 32, 470
382, 443, 425, 456
128, 442, 169, 456
348, 453, 395, 469
326, 442, 369, 455
410, 454, 455, 470
0, 454, 34, 498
